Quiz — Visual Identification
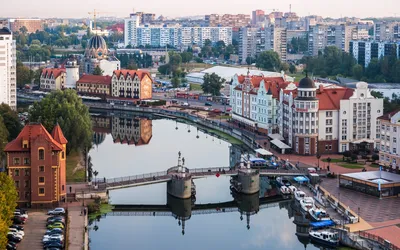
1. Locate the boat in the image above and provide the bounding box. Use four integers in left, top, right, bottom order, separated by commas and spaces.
276, 177, 292, 187
280, 186, 291, 195
300, 197, 315, 213
294, 190, 306, 202
288, 186, 297, 194
309, 230, 339, 247
309, 207, 330, 221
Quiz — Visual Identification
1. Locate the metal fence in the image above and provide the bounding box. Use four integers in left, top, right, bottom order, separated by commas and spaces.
359, 231, 400, 250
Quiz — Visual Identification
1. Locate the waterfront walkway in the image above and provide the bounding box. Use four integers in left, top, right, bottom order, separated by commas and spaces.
66, 201, 88, 250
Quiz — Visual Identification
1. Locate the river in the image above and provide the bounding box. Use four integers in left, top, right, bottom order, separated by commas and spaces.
87, 112, 335, 250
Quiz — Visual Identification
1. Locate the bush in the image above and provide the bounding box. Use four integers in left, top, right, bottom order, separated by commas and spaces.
343, 151, 351, 158
351, 154, 358, 162
87, 202, 100, 213
372, 154, 379, 161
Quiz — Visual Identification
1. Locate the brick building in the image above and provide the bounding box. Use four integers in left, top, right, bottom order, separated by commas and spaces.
5, 123, 67, 208
40, 68, 66, 91
9, 19, 43, 33
76, 75, 111, 97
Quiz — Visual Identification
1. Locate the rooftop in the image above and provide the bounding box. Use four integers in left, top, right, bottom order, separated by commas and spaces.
0, 27, 11, 35
77, 75, 112, 85
341, 171, 400, 184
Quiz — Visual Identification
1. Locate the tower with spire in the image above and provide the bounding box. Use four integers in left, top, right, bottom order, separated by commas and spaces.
51, 123, 68, 202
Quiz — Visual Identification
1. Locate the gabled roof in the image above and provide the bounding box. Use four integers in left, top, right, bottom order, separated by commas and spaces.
77, 75, 112, 85
317, 86, 354, 110
5, 123, 63, 152
41, 68, 66, 79
235, 75, 289, 99
113, 70, 151, 80
378, 109, 400, 121
51, 124, 68, 144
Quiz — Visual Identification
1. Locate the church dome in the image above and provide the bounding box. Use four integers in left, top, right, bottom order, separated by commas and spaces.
85, 35, 108, 59
298, 76, 316, 89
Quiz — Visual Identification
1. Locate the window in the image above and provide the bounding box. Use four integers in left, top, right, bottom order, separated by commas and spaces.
394, 127, 397, 133
23, 158, 30, 165
305, 137, 309, 143
39, 188, 45, 195
394, 137, 397, 143
14, 169, 19, 176
326, 135, 333, 140
39, 149, 44, 160
24, 180, 29, 188
24, 169, 30, 176
326, 127, 332, 133
13, 158, 20, 165
326, 111, 333, 117
394, 148, 397, 154
15, 181, 19, 188
24, 192, 30, 199
39, 166, 44, 172
326, 119, 333, 125
39, 177, 45, 184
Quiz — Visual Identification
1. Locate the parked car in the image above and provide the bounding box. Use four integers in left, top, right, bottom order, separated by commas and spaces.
7, 233, 22, 243
47, 208, 65, 216
9, 228, 24, 237
212, 109, 222, 113
205, 102, 213, 106
43, 234, 64, 244
10, 225, 24, 231
6, 243, 17, 250
43, 241, 63, 249
14, 209, 28, 219
47, 222, 65, 230
13, 215, 26, 224
46, 218, 65, 226
182, 102, 190, 107
45, 228, 64, 235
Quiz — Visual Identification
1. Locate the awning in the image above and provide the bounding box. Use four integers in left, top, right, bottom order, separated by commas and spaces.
270, 139, 291, 149
310, 220, 335, 228
268, 133, 284, 140
232, 113, 256, 127
255, 148, 273, 156
351, 139, 375, 144
294, 176, 310, 183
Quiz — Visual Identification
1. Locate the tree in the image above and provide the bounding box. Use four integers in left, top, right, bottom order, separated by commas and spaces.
127, 63, 138, 70
180, 52, 193, 63
352, 64, 363, 80
19, 26, 28, 34
93, 66, 104, 76
0, 104, 22, 141
0, 172, 18, 250
16, 62, 32, 88
202, 73, 225, 96
158, 64, 170, 75
28, 90, 93, 154
171, 76, 181, 88
289, 64, 296, 74
0, 116, 9, 163
256, 51, 281, 71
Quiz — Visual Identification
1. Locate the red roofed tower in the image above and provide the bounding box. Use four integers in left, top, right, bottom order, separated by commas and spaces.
51, 123, 68, 202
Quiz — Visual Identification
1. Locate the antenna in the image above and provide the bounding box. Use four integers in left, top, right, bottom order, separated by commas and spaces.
290, 4, 292, 13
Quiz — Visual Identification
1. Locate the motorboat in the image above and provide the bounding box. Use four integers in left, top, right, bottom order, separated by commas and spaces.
288, 186, 297, 194
276, 177, 291, 187
309, 207, 330, 221
280, 186, 291, 195
294, 190, 306, 202
309, 230, 339, 247
300, 197, 315, 213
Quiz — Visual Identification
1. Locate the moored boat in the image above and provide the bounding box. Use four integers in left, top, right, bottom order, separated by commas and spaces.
294, 191, 306, 202
309, 207, 330, 221
276, 177, 292, 187
300, 197, 315, 213
280, 186, 291, 195
288, 185, 297, 194
309, 230, 339, 247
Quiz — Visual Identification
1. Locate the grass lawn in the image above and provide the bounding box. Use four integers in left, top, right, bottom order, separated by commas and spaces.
370, 163, 380, 168
338, 163, 365, 169
322, 158, 342, 163
288, 73, 305, 82
66, 150, 85, 183
190, 84, 203, 91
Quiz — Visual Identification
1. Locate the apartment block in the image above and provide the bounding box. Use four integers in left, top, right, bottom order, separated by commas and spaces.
0, 28, 16, 110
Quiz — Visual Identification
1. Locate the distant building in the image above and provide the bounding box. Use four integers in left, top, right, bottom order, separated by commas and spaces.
65, 59, 79, 89
265, 26, 287, 62
349, 40, 400, 67
378, 110, 400, 169
4, 123, 67, 208
80, 34, 120, 76
205, 13, 250, 27
252, 10, 265, 26
111, 117, 152, 145
110, 70, 153, 103
374, 22, 400, 42
8, 19, 43, 33
124, 14, 140, 47
40, 68, 66, 91
0, 28, 16, 110
76, 75, 111, 97
238, 27, 259, 63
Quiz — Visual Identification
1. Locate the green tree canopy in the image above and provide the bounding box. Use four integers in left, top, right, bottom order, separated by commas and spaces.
256, 51, 282, 71
0, 116, 9, 163
202, 73, 225, 96
171, 76, 181, 88
93, 66, 104, 76
180, 52, 193, 63
16, 62, 32, 88
28, 90, 93, 154
0, 104, 22, 141
0, 172, 18, 250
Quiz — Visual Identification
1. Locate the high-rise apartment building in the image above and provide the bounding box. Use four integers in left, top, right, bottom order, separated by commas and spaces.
265, 26, 287, 61
308, 25, 327, 56
0, 28, 16, 110
349, 40, 400, 67
8, 19, 43, 33
238, 27, 258, 63
124, 14, 140, 47
374, 22, 400, 42
205, 14, 250, 27
252, 10, 265, 26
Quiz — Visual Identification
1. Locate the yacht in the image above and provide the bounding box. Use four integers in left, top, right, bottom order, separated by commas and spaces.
309, 207, 330, 221
309, 230, 339, 247
300, 197, 315, 213
294, 191, 306, 202
288, 186, 297, 194
276, 177, 291, 187
280, 186, 291, 195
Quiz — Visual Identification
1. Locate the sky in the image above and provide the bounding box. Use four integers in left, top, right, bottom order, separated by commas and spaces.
2, 0, 399, 19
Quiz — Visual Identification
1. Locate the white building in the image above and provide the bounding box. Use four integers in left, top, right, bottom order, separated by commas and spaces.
0, 28, 16, 110
265, 26, 287, 62
378, 110, 400, 169
349, 40, 399, 67
65, 59, 79, 89
40, 68, 66, 91
124, 14, 140, 47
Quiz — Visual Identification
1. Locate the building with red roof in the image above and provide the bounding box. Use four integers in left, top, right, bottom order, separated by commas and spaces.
110, 69, 153, 103
4, 123, 67, 208
76, 75, 112, 97
40, 68, 66, 91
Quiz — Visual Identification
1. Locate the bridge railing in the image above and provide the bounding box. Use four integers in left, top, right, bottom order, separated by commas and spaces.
189, 167, 233, 174
106, 170, 169, 184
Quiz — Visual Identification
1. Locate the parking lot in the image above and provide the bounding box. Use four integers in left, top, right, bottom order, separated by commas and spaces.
18, 211, 47, 250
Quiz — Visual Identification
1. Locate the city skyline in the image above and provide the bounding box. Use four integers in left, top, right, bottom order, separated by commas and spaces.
2, 0, 399, 19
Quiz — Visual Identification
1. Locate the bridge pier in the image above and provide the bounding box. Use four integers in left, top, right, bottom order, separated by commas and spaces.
237, 169, 260, 194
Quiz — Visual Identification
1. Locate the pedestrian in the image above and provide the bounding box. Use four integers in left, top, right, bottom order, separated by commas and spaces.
69, 186, 72, 193
84, 208, 87, 216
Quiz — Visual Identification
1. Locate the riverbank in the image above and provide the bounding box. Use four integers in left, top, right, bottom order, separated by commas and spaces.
66, 150, 85, 183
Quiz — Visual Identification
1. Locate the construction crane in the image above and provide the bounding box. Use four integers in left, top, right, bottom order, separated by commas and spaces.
88, 9, 112, 30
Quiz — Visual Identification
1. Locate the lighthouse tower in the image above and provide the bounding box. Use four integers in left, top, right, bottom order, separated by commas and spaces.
65, 59, 79, 89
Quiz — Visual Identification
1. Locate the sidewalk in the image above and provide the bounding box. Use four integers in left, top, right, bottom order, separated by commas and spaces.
67, 202, 88, 250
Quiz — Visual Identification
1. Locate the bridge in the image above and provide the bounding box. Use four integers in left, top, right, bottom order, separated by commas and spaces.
96, 167, 326, 191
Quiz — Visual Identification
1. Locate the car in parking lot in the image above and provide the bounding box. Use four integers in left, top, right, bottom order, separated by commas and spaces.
7, 233, 22, 243
205, 102, 212, 106
43, 234, 64, 244
43, 241, 63, 249
46, 218, 65, 226
9, 227, 24, 237
45, 228, 64, 235
13, 215, 26, 224
47, 208, 65, 216
10, 225, 24, 231
47, 222, 65, 230
6, 242, 17, 250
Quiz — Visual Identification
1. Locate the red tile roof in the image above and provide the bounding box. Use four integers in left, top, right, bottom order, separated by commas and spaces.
236, 75, 289, 99
51, 124, 68, 144
378, 109, 400, 121
113, 70, 151, 80
41, 68, 66, 79
317, 86, 354, 110
77, 75, 112, 85
5, 123, 63, 152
